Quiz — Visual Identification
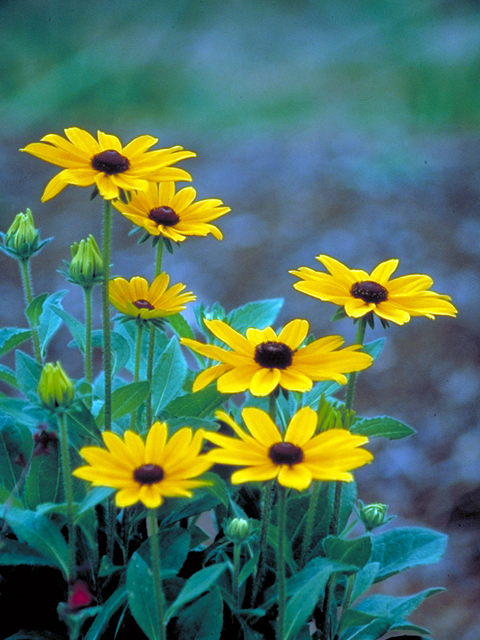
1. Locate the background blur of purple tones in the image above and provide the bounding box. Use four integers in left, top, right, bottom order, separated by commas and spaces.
1, 1, 479, 637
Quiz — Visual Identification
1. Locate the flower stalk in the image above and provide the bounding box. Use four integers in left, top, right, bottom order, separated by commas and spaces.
58, 411, 76, 582
276, 485, 288, 640
147, 509, 167, 640
20, 257, 42, 363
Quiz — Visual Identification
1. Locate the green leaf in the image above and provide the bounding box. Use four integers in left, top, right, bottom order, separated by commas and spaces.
0, 397, 43, 428
164, 385, 227, 419
168, 312, 196, 341
0, 363, 18, 389
2, 507, 70, 579
227, 298, 284, 333
362, 338, 385, 360
161, 493, 222, 529
0, 416, 33, 491
81, 329, 131, 375
15, 350, 42, 400
0, 327, 32, 358
24, 436, 63, 508
0, 537, 58, 567
76, 487, 114, 518
350, 562, 380, 603
151, 337, 187, 416
126, 552, 160, 640
166, 563, 228, 621
371, 527, 448, 582
25, 292, 48, 329
137, 528, 191, 579
200, 472, 230, 509
354, 588, 445, 624
66, 401, 103, 448
323, 535, 372, 570
52, 306, 86, 352
173, 587, 223, 640
284, 557, 354, 640
37, 290, 68, 357
351, 416, 416, 440
83, 586, 128, 640
96, 381, 150, 427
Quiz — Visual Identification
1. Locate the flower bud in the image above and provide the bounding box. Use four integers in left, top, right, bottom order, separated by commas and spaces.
358, 501, 389, 531
4, 209, 39, 258
67, 234, 103, 288
226, 517, 251, 543
38, 362, 74, 411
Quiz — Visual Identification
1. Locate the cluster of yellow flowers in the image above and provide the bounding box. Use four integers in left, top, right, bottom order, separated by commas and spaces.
24, 127, 457, 509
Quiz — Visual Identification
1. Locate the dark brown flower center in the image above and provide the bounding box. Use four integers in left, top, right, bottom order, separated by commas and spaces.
254, 341, 293, 369
133, 299, 154, 310
351, 280, 388, 303
91, 150, 130, 175
148, 206, 180, 226
134, 464, 164, 485
269, 442, 304, 466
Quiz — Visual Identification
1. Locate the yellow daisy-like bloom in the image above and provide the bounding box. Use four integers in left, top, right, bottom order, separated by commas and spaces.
112, 181, 230, 242
109, 272, 196, 320
21, 127, 195, 202
206, 407, 373, 490
180, 318, 372, 397
73, 422, 213, 508
290, 255, 458, 325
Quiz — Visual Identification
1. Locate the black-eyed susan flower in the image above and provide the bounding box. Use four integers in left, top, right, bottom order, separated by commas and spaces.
205, 407, 373, 490
113, 181, 230, 242
73, 422, 212, 508
109, 273, 196, 320
21, 127, 195, 202
180, 318, 372, 397
290, 255, 458, 325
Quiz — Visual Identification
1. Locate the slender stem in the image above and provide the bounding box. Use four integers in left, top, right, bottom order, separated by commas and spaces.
147, 509, 167, 640
276, 486, 288, 640
101, 199, 113, 430
130, 322, 144, 432
58, 411, 76, 582
300, 481, 320, 567
20, 258, 42, 363
84, 287, 93, 384
343, 317, 368, 414
146, 241, 164, 426
233, 541, 241, 609
250, 480, 274, 607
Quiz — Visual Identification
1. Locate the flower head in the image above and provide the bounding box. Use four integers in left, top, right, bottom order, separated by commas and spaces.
38, 361, 75, 411
206, 407, 373, 490
113, 181, 230, 242
73, 422, 212, 508
109, 273, 196, 321
180, 318, 372, 397
290, 255, 458, 326
21, 127, 195, 201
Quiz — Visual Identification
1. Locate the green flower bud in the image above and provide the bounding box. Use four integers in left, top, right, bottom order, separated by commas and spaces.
67, 234, 104, 288
3, 209, 39, 259
358, 501, 389, 531
38, 361, 75, 411
226, 518, 251, 543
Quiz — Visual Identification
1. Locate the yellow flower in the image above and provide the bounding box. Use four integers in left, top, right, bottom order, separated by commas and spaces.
206, 407, 373, 490
21, 127, 195, 201
290, 255, 458, 325
112, 181, 230, 242
180, 318, 372, 397
109, 273, 196, 320
73, 422, 212, 509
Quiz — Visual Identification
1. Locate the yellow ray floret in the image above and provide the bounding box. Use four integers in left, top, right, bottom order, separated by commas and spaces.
109, 272, 196, 319
73, 422, 213, 509
290, 255, 458, 325
113, 181, 230, 242
21, 127, 195, 201
180, 318, 372, 397
205, 407, 373, 491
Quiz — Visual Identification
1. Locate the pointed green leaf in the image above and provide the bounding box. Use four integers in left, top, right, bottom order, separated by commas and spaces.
350, 562, 380, 603
0, 416, 33, 491
164, 385, 227, 419
0, 363, 18, 389
227, 298, 284, 333
24, 435, 63, 508
151, 338, 187, 416
0, 538, 58, 568
351, 416, 416, 440
96, 381, 150, 426
52, 306, 85, 352
137, 528, 191, 579
66, 401, 103, 448
0, 327, 32, 358
354, 588, 445, 623
362, 338, 385, 360
15, 350, 42, 400
76, 487, 114, 518
168, 312, 196, 341
166, 563, 228, 621
37, 290, 68, 357
173, 587, 223, 640
126, 552, 160, 640
324, 535, 372, 569
25, 292, 49, 329
83, 586, 127, 640
0, 397, 42, 428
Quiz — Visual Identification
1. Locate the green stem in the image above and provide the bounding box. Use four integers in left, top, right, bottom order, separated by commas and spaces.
146, 241, 164, 427
101, 198, 113, 431
343, 317, 368, 414
300, 481, 320, 567
276, 486, 288, 640
20, 258, 42, 363
130, 322, 144, 432
147, 509, 167, 640
84, 287, 93, 384
58, 411, 76, 582
250, 480, 274, 607
233, 541, 241, 609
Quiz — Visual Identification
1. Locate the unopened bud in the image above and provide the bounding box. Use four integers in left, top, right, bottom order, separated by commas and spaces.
3, 209, 39, 259
358, 501, 389, 531
226, 517, 251, 543
38, 362, 74, 411
67, 234, 103, 288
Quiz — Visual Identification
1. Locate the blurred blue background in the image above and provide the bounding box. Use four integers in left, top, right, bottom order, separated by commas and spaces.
1, 0, 480, 637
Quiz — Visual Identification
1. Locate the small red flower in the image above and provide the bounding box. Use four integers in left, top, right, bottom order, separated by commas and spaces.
68, 580, 94, 610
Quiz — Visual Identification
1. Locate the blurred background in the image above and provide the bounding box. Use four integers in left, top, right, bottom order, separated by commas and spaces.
1, 0, 479, 637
